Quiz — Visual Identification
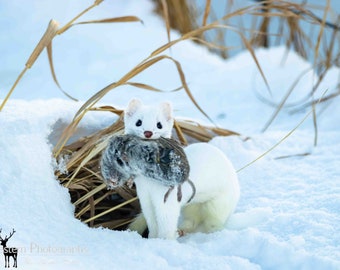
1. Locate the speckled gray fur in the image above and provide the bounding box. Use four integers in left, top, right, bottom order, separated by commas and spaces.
100, 134, 190, 190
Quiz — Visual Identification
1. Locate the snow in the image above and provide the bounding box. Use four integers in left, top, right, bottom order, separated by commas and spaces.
1, 0, 339, 269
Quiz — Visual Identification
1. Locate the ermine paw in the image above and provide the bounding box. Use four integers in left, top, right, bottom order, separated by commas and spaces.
177, 229, 186, 237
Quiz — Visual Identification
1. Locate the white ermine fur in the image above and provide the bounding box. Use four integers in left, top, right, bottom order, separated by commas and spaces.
124, 99, 240, 239
124, 98, 174, 139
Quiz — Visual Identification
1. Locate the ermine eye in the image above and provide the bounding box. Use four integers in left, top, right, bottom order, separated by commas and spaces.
157, 122, 163, 129
136, 119, 142, 127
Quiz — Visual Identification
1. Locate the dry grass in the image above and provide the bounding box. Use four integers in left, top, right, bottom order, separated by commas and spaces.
2, 0, 339, 230
153, 0, 340, 115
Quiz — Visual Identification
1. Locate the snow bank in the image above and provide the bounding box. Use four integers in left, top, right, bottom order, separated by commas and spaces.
1, 95, 339, 270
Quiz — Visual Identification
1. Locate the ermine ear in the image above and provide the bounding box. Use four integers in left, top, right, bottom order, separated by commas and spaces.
125, 99, 142, 117
160, 102, 173, 121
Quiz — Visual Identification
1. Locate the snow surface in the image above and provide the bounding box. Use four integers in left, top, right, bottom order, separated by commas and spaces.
0, 0, 339, 269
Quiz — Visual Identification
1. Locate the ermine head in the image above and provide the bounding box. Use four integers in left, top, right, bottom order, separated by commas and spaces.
124, 98, 174, 139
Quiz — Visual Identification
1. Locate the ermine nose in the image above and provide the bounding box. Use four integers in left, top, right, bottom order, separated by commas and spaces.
144, 131, 153, 138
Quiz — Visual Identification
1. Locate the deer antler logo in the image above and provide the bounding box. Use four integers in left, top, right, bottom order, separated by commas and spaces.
0, 229, 18, 268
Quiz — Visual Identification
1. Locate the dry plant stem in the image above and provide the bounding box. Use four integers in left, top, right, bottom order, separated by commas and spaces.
0, 68, 27, 111
238, 110, 312, 172
190, 37, 237, 51
261, 68, 312, 132
202, 0, 211, 27
73, 183, 107, 206
72, 16, 142, 26
274, 152, 310, 160
59, 16, 143, 35
153, 0, 198, 39
324, 16, 339, 70
150, 23, 233, 56
176, 120, 239, 141
160, 0, 171, 44
46, 42, 61, 89
0, 20, 59, 111
251, 1, 270, 48
291, 91, 340, 112
250, 0, 339, 30
238, 89, 328, 173
89, 196, 95, 227
75, 190, 113, 218
83, 197, 138, 224
110, 219, 134, 230
121, 81, 183, 93
205, 8, 229, 58
173, 120, 188, 145
47, 42, 78, 101
314, 0, 330, 65
241, 35, 271, 94
26, 20, 60, 68
54, 111, 87, 158
95, 218, 135, 230
288, 17, 308, 59
149, 23, 270, 93
60, 115, 124, 165
57, 0, 104, 35
66, 130, 123, 185
65, 139, 107, 187
312, 97, 318, 147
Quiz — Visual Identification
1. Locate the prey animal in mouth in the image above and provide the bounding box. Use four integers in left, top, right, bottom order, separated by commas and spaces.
100, 134, 194, 203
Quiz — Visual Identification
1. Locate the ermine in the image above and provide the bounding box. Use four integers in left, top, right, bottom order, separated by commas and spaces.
102, 98, 240, 239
